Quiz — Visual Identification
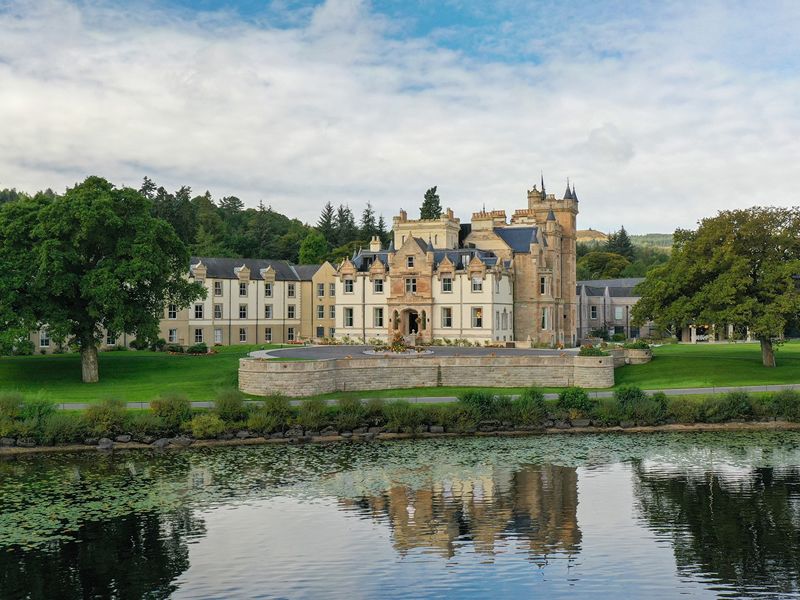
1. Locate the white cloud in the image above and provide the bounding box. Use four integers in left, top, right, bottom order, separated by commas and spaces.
1, 0, 799, 233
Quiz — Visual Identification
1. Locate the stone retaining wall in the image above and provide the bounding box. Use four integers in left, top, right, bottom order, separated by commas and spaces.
239, 354, 616, 397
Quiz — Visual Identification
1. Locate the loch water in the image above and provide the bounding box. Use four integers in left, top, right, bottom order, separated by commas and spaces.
2, 432, 800, 599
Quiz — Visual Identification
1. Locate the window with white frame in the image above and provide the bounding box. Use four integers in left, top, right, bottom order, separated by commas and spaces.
540, 276, 548, 295
317, 304, 324, 319
329, 327, 335, 337
214, 328, 223, 344
496, 311, 500, 329
106, 331, 115, 346
214, 281, 223, 296
265, 282, 273, 297
373, 278, 384, 293
287, 305, 296, 319
344, 278, 354, 294
239, 282, 248, 297
441, 307, 452, 328
329, 305, 335, 319
471, 276, 483, 292
590, 305, 598, 319
374, 307, 384, 327
265, 304, 272, 319
502, 311, 508, 330
614, 306, 624, 320
541, 308, 549, 330
239, 304, 248, 319
471, 307, 483, 328
329, 282, 336, 296
239, 327, 247, 342
317, 283, 325, 297
214, 304, 223, 319
287, 327, 295, 342
194, 328, 204, 343
168, 304, 177, 319
441, 277, 452, 293
168, 328, 177, 343
40, 330, 50, 348
406, 256, 414, 268
194, 304, 204, 319
344, 307, 354, 327
405, 278, 417, 293
265, 327, 272, 342
287, 283, 296, 298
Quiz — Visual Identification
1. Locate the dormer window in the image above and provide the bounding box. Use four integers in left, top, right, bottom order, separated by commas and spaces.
373, 278, 384, 294
239, 282, 247, 297
471, 276, 483, 292
407, 256, 414, 268
344, 278, 354, 294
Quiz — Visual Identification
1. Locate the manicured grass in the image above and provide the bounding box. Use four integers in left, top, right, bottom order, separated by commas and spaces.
0, 345, 288, 403
615, 341, 800, 389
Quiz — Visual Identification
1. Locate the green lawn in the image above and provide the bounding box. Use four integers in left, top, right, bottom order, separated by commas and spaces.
0, 345, 288, 403
2, 341, 798, 404
615, 341, 800, 389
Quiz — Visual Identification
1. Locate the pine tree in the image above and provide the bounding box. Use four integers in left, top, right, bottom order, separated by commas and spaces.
334, 204, 358, 246
377, 215, 389, 246
317, 202, 335, 245
420, 186, 442, 220
606, 226, 634, 260
360, 201, 376, 238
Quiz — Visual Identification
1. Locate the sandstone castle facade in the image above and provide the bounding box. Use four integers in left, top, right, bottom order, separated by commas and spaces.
335, 180, 579, 346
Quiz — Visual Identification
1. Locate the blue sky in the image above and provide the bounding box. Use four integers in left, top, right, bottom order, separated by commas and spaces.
2, 0, 800, 232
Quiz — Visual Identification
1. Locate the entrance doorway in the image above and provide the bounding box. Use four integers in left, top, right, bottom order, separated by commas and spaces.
406, 310, 419, 334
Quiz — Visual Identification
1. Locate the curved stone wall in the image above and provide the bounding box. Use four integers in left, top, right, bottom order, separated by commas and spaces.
239, 354, 616, 397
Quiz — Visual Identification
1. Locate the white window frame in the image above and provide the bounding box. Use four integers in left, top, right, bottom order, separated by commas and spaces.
214, 328, 223, 344
590, 305, 598, 320
168, 304, 177, 320
344, 307, 354, 327
540, 276, 547, 295
317, 304, 325, 319
541, 308, 549, 331
317, 283, 324, 297
265, 304, 272, 319
406, 256, 414, 268
471, 276, 483, 293
471, 307, 483, 328
194, 328, 204, 343
405, 278, 417, 293
344, 278, 354, 294
287, 304, 296, 319
214, 304, 223, 319
239, 304, 248, 319
329, 305, 335, 320
265, 282, 273, 297
329, 282, 336, 296
373, 278, 384, 294
614, 306, 624, 320
374, 307, 384, 327
239, 327, 247, 342
287, 283, 296, 298
441, 277, 452, 293
265, 327, 272, 342
168, 328, 177, 343
442, 307, 452, 328
106, 331, 115, 346
239, 281, 248, 297
40, 330, 51, 348
214, 281, 223, 297
287, 327, 295, 342
194, 304, 204, 319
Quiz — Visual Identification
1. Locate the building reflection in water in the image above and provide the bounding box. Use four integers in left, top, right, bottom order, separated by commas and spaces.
339, 464, 581, 561
634, 462, 800, 596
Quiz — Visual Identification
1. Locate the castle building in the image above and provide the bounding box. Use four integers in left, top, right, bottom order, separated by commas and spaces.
335, 180, 579, 346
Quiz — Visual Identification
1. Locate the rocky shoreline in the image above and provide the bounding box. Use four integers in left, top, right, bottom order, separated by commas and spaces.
3, 420, 800, 456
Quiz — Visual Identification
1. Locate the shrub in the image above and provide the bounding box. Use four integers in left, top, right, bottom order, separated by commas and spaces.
187, 343, 208, 355
627, 395, 667, 425
591, 398, 623, 426
214, 388, 247, 422
770, 390, 800, 421
384, 400, 424, 433
611, 332, 626, 342
166, 344, 184, 353
364, 398, 385, 425
190, 414, 226, 439
458, 391, 513, 421
41, 412, 86, 445
151, 338, 167, 352
579, 345, 608, 357
701, 391, 753, 423
336, 397, 366, 431
247, 394, 294, 434
150, 393, 192, 432
514, 388, 547, 426
557, 387, 595, 414
125, 412, 167, 439
20, 396, 57, 428
667, 397, 701, 423
623, 340, 651, 350
83, 398, 127, 436
298, 398, 328, 431
129, 338, 149, 350
0, 392, 22, 420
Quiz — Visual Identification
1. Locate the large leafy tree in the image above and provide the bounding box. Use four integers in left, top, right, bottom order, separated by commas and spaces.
577, 251, 631, 279
0, 177, 205, 382
632, 207, 800, 367
298, 230, 328, 264
420, 186, 442, 220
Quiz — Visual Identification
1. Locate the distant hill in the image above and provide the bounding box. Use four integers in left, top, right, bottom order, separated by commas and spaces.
576, 228, 608, 243
630, 233, 673, 249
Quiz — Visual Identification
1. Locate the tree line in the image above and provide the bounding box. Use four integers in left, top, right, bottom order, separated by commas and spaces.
577, 226, 670, 279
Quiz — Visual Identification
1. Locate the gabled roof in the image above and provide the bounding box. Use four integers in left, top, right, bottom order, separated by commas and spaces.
293, 264, 322, 280
492, 227, 539, 252
190, 256, 299, 281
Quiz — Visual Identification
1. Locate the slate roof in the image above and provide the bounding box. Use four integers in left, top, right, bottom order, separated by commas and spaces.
349, 247, 502, 272
292, 264, 322, 280
576, 277, 644, 298
190, 256, 300, 281
492, 227, 539, 252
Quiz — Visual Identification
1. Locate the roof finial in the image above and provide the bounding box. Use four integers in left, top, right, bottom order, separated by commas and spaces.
572, 183, 578, 202
540, 172, 546, 200
563, 178, 573, 200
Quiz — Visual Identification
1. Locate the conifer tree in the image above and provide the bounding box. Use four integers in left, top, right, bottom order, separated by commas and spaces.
420, 186, 442, 220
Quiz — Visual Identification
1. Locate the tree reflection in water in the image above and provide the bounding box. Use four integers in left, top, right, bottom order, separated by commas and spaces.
634, 463, 800, 596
